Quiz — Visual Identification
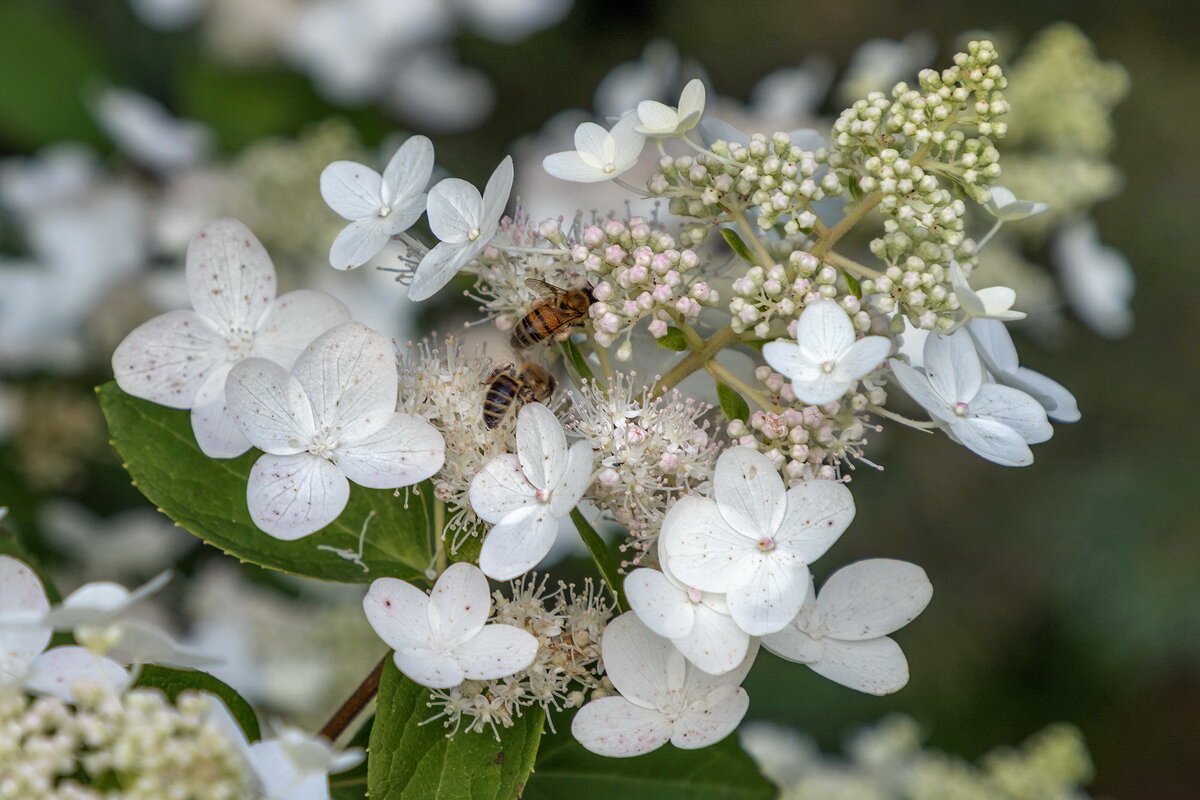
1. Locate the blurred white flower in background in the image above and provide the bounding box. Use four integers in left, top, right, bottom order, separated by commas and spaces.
92, 87, 214, 174
40, 500, 196, 584
1054, 219, 1134, 338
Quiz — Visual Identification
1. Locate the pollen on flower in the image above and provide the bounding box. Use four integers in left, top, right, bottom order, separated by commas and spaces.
424, 575, 613, 739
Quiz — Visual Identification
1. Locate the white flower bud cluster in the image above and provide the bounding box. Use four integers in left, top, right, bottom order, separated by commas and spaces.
0, 684, 252, 800
573, 218, 715, 360
726, 365, 884, 485
728, 252, 872, 338
567, 372, 720, 560
425, 575, 613, 738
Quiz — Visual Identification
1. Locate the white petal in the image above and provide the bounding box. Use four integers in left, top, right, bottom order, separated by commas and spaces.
102, 619, 222, 668
1011, 367, 1080, 423
975, 287, 1025, 319
923, 330, 982, 404
672, 604, 750, 676
407, 240, 474, 302
817, 559, 932, 640
789, 371, 852, 406
966, 319, 1019, 375
775, 479, 855, 564
970, 384, 1053, 444
571, 696, 672, 757
24, 647, 128, 701
112, 310, 226, 409
320, 161, 384, 220
625, 569, 695, 640
676, 79, 706, 127
428, 562, 490, 646
190, 363, 251, 459
516, 402, 568, 491
542, 150, 607, 183
762, 340, 817, 382
426, 178, 481, 243
635, 100, 678, 133
761, 623, 824, 664
469, 454, 538, 523
660, 495, 753, 594
480, 156, 513, 230
950, 262, 986, 317
292, 322, 397, 443
252, 290, 351, 368
328, 217, 396, 271
247, 740, 321, 800
836, 336, 892, 382
335, 413, 445, 489
186, 219, 276, 335
226, 358, 314, 455
393, 647, 464, 689
0, 556, 51, 670
381, 135, 434, 206
807, 637, 909, 695
609, 113, 646, 169
477, 508, 557, 580
549, 440, 595, 517
453, 624, 539, 680
887, 359, 952, 421
572, 122, 611, 163
671, 684, 748, 750
985, 185, 1017, 215
949, 418, 1034, 467
600, 612, 672, 709
363, 577, 434, 651
797, 300, 854, 363
714, 447, 786, 539
246, 453, 350, 540
725, 553, 809, 636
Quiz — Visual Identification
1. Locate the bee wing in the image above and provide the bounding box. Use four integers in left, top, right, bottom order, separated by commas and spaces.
525, 278, 563, 298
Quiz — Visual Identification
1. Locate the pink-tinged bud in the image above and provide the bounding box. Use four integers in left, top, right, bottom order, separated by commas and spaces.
621, 300, 640, 317
648, 319, 669, 338
815, 423, 835, 444
630, 223, 650, 241
690, 281, 710, 301
763, 279, 782, 295
583, 226, 604, 247
604, 245, 626, 265
671, 297, 691, 316
727, 419, 747, 437
628, 264, 649, 284
539, 218, 560, 239
790, 443, 809, 461
614, 268, 632, 289
786, 319, 799, 338
653, 285, 674, 303
783, 409, 805, 426
785, 460, 807, 480
598, 313, 621, 334
636, 292, 655, 311
686, 586, 703, 603
737, 435, 757, 447
592, 281, 614, 302
754, 366, 772, 382
841, 296, 861, 315
598, 468, 620, 487
680, 250, 699, 270
633, 247, 653, 268
594, 331, 615, 347
738, 306, 759, 324
625, 425, 647, 445
766, 373, 785, 393
570, 244, 588, 263
650, 253, 672, 275
779, 298, 796, 315
658, 452, 678, 471
816, 465, 837, 481
584, 253, 602, 272
763, 448, 785, 468
604, 219, 626, 240
802, 407, 824, 426
663, 270, 682, 287
648, 174, 670, 194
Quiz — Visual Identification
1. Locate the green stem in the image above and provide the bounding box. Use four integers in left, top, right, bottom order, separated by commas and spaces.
706, 360, 782, 413
811, 192, 881, 260
433, 500, 447, 574
824, 249, 883, 280
652, 324, 737, 396
570, 508, 626, 612
730, 209, 774, 267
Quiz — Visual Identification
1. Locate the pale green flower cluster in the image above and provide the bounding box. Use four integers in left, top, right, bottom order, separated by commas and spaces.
0, 684, 252, 800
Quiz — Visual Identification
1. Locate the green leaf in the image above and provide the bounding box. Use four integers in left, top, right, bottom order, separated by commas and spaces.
569, 509, 626, 613
716, 383, 751, 424
525, 724, 774, 800
136, 665, 261, 741
720, 229, 756, 264
367, 659, 544, 799
561, 338, 596, 383
98, 383, 433, 584
655, 327, 689, 351
844, 269, 863, 299
847, 175, 865, 202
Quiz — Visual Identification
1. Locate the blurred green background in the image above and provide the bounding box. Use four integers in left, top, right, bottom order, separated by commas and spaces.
0, 1, 1196, 797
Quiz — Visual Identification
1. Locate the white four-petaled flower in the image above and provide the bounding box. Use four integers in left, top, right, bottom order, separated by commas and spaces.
634, 78, 706, 137
362, 562, 538, 689
968, 319, 1080, 423
113, 218, 350, 458
469, 403, 593, 580
571, 612, 754, 757
950, 261, 1026, 322
659, 447, 855, 637
984, 185, 1049, 222
409, 156, 513, 301
762, 559, 932, 695
762, 299, 891, 405
226, 321, 445, 540
320, 135, 434, 271
888, 329, 1053, 467
0, 555, 129, 702
542, 114, 646, 183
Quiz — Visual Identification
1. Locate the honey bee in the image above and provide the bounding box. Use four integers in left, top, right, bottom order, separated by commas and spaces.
482, 361, 556, 429
510, 279, 594, 349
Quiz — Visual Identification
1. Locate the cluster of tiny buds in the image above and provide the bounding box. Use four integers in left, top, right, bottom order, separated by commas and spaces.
573, 217, 717, 361
729, 251, 872, 338
725, 366, 884, 484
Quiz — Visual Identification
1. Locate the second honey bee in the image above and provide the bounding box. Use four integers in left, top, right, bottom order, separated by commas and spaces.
482, 361, 556, 429
510, 278, 594, 349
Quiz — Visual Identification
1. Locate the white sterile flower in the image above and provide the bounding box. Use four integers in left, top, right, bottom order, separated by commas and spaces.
542, 113, 646, 183
363, 562, 538, 689
888, 329, 1053, 467
1053, 219, 1135, 339
247, 727, 364, 800
950, 261, 1026, 322
469, 403, 594, 580
624, 564, 749, 676
634, 78, 706, 137
968, 319, 1080, 423
762, 299, 892, 405
571, 612, 754, 757
41, 570, 172, 630
320, 134, 434, 271
0, 555, 129, 702
984, 186, 1049, 222
408, 156, 513, 301
112, 218, 350, 459
659, 447, 855, 637
92, 87, 212, 173
762, 559, 932, 695
226, 322, 445, 540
